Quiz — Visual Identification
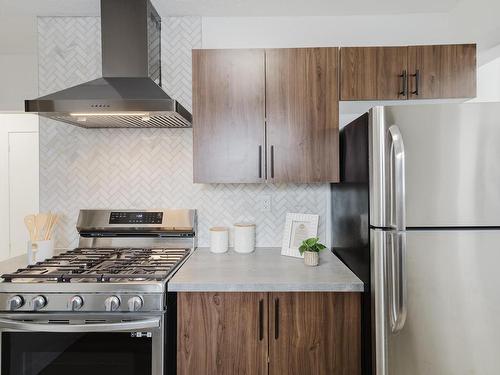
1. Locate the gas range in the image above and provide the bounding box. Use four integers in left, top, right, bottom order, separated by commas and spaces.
0, 208, 196, 313
0, 209, 196, 375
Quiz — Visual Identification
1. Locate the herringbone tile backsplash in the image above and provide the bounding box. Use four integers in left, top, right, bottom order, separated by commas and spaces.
38, 17, 329, 248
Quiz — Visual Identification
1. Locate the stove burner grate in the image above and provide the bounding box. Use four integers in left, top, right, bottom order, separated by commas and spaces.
1, 247, 189, 283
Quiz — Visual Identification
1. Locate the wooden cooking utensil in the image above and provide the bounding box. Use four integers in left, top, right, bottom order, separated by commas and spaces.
44, 214, 59, 241
34, 213, 49, 242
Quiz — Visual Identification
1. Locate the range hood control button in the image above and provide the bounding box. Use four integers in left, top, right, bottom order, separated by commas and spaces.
70, 296, 84, 311
8, 295, 24, 310
127, 296, 144, 312
104, 296, 120, 312
32, 295, 47, 310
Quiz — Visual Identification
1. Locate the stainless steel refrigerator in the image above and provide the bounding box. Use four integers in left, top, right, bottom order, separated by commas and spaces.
332, 102, 500, 375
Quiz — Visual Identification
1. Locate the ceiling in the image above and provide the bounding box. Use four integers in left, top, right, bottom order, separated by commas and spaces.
0, 0, 461, 17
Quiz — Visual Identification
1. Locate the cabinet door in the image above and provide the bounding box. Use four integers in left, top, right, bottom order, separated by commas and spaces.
266, 48, 339, 183
376, 47, 408, 99
340, 47, 377, 100
192, 49, 266, 183
269, 292, 361, 375
340, 47, 408, 100
177, 292, 268, 375
408, 44, 476, 99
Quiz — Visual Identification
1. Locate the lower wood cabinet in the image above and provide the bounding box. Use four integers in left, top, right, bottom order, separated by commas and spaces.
177, 292, 268, 375
269, 292, 361, 375
177, 292, 361, 375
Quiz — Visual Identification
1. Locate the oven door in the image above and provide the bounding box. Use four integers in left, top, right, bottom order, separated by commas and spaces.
0, 313, 164, 375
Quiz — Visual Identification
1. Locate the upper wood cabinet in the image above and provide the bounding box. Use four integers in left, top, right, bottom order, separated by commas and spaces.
266, 48, 339, 183
193, 44, 475, 183
340, 47, 407, 100
340, 44, 476, 101
192, 49, 266, 183
408, 44, 476, 99
192, 47, 340, 184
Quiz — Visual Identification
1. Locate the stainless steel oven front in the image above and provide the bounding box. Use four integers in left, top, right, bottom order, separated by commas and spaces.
0, 312, 165, 375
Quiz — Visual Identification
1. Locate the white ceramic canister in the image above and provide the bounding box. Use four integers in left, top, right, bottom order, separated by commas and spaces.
210, 227, 229, 254
27, 239, 55, 265
233, 223, 256, 254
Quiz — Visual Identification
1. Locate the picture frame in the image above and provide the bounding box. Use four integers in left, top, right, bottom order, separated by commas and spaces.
281, 213, 319, 258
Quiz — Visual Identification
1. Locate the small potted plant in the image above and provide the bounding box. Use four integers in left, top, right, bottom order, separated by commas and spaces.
299, 237, 326, 266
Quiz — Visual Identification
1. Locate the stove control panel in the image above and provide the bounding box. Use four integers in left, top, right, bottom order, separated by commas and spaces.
0, 293, 163, 313
109, 211, 163, 224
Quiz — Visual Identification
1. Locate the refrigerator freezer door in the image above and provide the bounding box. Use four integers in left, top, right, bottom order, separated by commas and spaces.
370, 102, 500, 228
378, 229, 500, 375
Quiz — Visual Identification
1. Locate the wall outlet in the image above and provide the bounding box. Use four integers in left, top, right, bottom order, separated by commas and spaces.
260, 195, 272, 212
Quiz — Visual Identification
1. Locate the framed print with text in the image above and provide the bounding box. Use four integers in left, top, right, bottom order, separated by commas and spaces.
281, 213, 319, 258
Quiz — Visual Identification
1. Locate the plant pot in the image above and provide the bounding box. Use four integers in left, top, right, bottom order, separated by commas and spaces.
304, 251, 319, 266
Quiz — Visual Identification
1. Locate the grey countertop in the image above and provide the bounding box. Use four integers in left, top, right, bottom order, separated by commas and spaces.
169, 247, 364, 292
0, 254, 29, 277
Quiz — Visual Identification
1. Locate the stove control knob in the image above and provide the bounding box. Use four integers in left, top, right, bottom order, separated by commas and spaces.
127, 296, 143, 312
104, 296, 120, 312
70, 295, 84, 311
32, 295, 47, 311
8, 295, 24, 310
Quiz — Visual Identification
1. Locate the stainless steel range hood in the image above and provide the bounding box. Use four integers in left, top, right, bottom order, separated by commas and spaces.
25, 0, 192, 128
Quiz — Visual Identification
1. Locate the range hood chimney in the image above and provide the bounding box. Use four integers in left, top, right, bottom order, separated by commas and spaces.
25, 0, 192, 128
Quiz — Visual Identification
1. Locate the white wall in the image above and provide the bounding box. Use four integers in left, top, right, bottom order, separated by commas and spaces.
201, 13, 459, 49
0, 56, 38, 111
473, 43, 500, 102
200, 0, 500, 51
0, 114, 39, 260
0, 16, 39, 111
473, 56, 500, 102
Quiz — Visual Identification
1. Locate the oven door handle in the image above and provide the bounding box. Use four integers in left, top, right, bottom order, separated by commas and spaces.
0, 318, 160, 333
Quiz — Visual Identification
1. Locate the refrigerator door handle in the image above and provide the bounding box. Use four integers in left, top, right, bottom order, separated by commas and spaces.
388, 232, 407, 334
388, 124, 407, 334
388, 125, 406, 231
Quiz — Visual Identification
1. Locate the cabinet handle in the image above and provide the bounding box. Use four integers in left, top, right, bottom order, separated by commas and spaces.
258, 145, 262, 179
399, 70, 407, 97
274, 298, 279, 340
270, 145, 275, 179
411, 69, 420, 96
259, 299, 264, 341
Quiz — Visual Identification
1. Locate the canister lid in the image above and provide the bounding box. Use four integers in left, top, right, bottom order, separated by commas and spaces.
234, 223, 256, 227
209, 226, 229, 231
